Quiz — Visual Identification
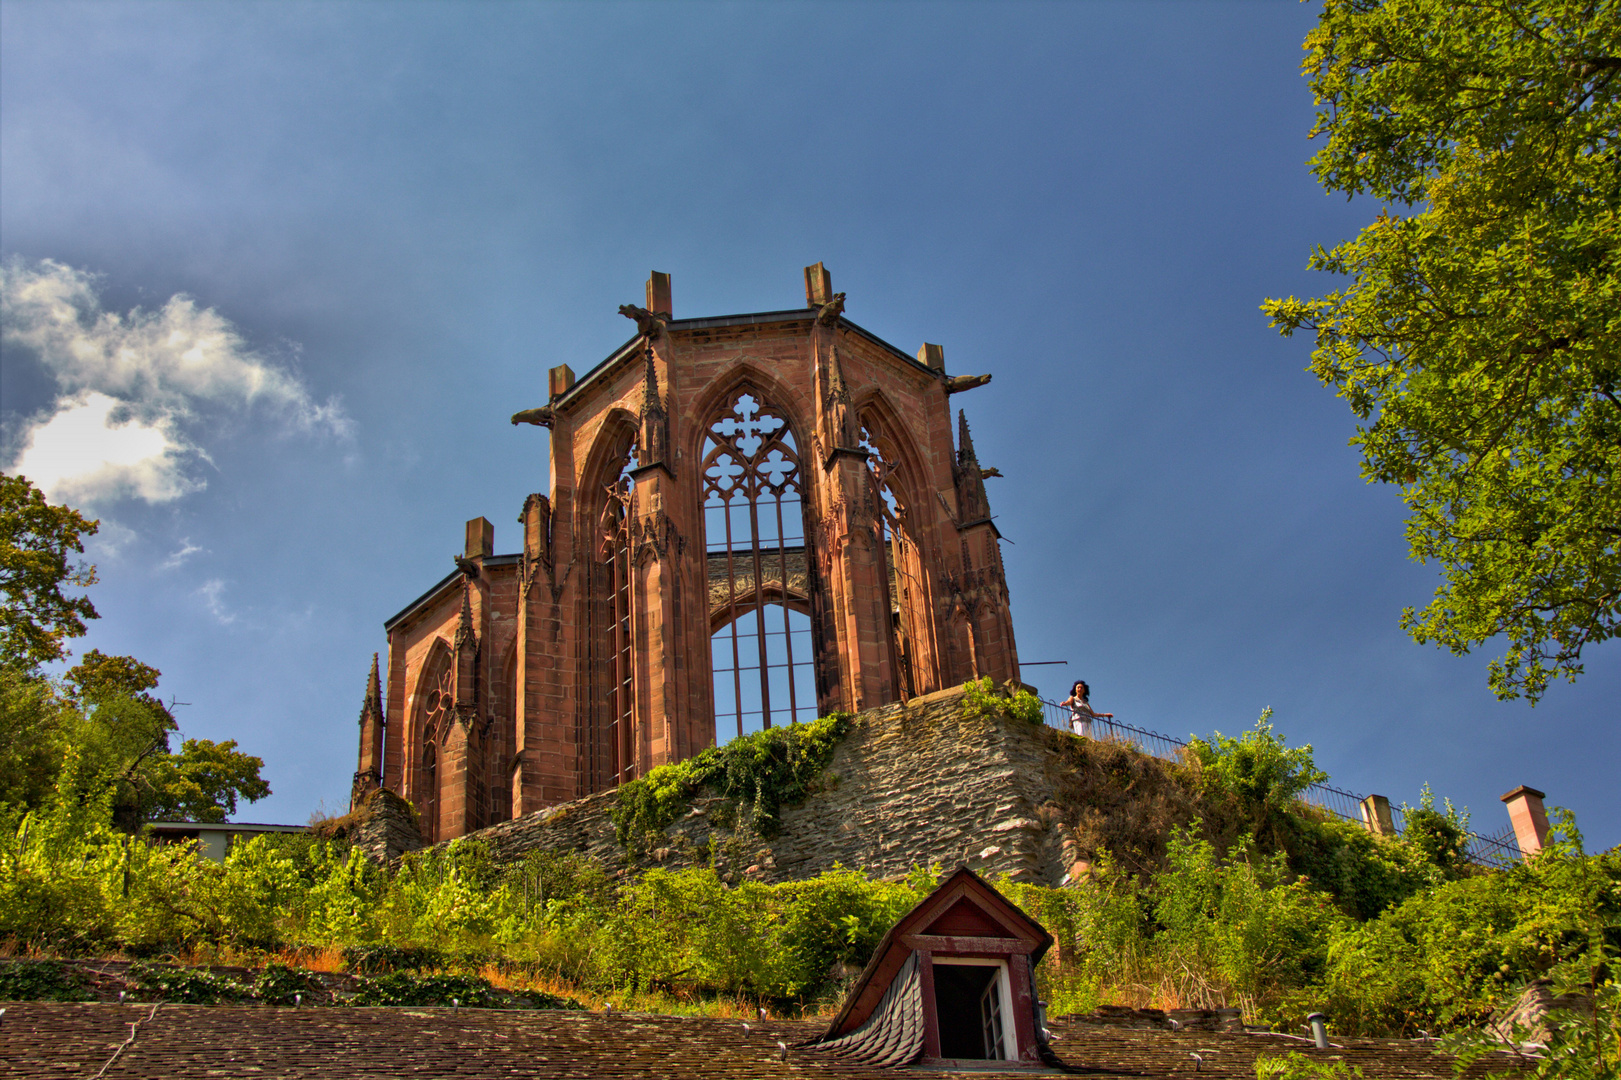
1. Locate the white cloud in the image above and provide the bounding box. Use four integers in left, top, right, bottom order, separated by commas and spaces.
197, 578, 236, 625
1, 257, 352, 506
161, 538, 206, 571
12, 391, 202, 505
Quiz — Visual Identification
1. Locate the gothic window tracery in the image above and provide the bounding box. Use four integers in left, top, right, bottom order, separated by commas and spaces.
701, 390, 817, 743
416, 650, 454, 841
597, 435, 640, 787
860, 411, 926, 699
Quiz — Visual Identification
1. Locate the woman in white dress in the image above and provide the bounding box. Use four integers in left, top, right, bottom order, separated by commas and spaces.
1060, 679, 1112, 738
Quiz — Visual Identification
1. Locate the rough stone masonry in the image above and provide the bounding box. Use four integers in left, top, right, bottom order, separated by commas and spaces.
356, 683, 1211, 888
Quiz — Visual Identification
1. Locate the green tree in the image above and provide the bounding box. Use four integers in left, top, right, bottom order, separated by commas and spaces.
1263, 0, 1621, 702
0, 473, 99, 672
0, 668, 74, 809
1188, 709, 1329, 840
59, 650, 270, 830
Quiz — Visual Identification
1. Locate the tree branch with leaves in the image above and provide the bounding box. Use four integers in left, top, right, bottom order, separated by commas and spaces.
1264, 0, 1621, 702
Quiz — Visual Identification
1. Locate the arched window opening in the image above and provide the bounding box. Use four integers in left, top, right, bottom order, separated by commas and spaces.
421, 744, 438, 841
418, 655, 453, 842
595, 437, 639, 787
702, 391, 817, 744
488, 645, 518, 826
860, 414, 923, 699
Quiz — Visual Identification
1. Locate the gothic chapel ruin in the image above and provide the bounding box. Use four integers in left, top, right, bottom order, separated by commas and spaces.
352, 266, 1020, 843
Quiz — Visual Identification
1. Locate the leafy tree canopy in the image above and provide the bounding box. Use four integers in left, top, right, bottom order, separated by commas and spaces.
51, 651, 271, 830
0, 473, 98, 672
0, 477, 269, 827
1264, 0, 1621, 702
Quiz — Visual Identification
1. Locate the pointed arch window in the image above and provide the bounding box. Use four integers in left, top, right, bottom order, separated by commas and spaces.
593, 432, 640, 788
416, 653, 454, 842
702, 390, 818, 743
860, 409, 929, 699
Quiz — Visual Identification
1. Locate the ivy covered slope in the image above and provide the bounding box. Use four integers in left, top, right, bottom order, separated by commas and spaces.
610, 710, 853, 849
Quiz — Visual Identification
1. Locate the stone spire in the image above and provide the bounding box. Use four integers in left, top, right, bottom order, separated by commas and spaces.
455, 581, 476, 650
351, 652, 385, 807
809, 288, 859, 455
453, 580, 478, 723
638, 344, 670, 473
361, 652, 382, 722
954, 410, 991, 526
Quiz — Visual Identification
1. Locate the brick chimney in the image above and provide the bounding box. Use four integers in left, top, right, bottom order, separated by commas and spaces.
804, 262, 833, 306
548, 364, 575, 399
465, 517, 494, 561
646, 271, 672, 316
1501, 785, 1550, 857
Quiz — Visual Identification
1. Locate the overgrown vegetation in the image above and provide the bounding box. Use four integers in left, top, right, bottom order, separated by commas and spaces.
963, 676, 1045, 727
1187, 708, 1327, 843
3, 746, 1614, 1039
0, 958, 94, 1002
611, 711, 852, 848
1255, 1052, 1366, 1080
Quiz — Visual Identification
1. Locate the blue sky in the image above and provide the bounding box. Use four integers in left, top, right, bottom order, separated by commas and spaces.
3, 1, 1615, 849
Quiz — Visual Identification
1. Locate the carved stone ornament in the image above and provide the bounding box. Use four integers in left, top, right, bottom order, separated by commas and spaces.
511, 404, 555, 427
619, 303, 670, 339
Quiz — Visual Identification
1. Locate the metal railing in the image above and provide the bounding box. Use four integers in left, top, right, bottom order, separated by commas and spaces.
1039, 697, 1521, 868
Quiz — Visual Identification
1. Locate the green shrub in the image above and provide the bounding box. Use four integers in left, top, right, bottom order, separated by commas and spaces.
342, 943, 445, 974
611, 711, 852, 848
1150, 826, 1349, 1026
350, 971, 507, 1008
1187, 709, 1327, 841
1396, 786, 1470, 873
252, 963, 325, 1005
1280, 809, 1451, 921
1324, 810, 1621, 1036
962, 677, 1044, 726
128, 961, 250, 1004
1255, 1052, 1365, 1080
0, 959, 94, 1001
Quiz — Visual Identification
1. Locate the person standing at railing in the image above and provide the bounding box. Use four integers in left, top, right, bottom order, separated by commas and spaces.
1060, 679, 1112, 738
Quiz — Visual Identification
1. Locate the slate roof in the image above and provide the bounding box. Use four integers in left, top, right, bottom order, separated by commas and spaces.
810, 953, 925, 1067
0, 1005, 1515, 1078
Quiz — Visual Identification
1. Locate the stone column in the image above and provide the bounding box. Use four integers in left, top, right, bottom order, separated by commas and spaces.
1359, 794, 1397, 837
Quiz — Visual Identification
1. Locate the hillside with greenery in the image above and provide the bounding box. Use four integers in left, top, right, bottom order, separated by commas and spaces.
4, 683, 1616, 1051
3, 478, 1617, 1074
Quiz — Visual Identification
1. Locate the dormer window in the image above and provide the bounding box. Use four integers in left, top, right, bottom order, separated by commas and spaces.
808, 866, 1057, 1069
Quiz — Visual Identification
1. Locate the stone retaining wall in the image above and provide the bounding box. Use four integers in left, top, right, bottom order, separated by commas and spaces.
361, 682, 1202, 886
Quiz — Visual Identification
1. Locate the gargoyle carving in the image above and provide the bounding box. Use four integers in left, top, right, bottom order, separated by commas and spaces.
511, 405, 554, 427
619, 304, 670, 338
944, 373, 992, 394
453, 554, 480, 578
980, 467, 1003, 479
815, 293, 846, 326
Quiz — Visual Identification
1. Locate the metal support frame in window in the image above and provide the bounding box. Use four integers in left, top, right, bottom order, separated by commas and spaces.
701, 390, 818, 742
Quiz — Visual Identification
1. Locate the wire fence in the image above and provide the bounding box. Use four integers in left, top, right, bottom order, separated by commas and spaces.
1039, 698, 1521, 868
